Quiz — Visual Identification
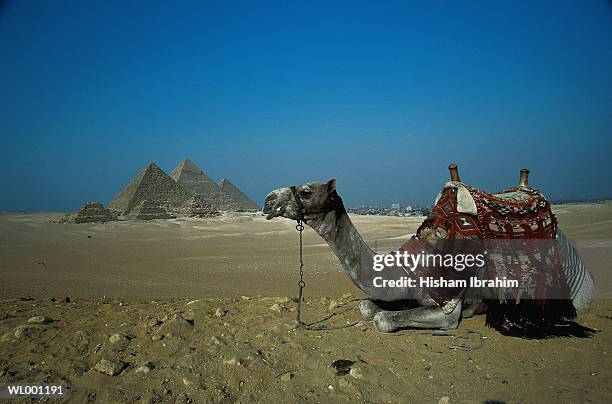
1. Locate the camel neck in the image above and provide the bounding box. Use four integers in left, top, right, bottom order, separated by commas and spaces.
308, 211, 424, 301
308, 211, 374, 290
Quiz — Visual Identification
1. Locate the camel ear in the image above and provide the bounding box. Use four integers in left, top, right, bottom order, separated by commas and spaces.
326, 178, 336, 192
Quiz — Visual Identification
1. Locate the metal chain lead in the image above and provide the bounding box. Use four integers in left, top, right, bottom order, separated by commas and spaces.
295, 219, 306, 325
294, 219, 358, 330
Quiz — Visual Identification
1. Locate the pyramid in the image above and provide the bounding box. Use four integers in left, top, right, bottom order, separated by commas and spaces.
60, 202, 118, 223
170, 159, 240, 211
108, 163, 216, 217
127, 199, 175, 220
218, 178, 259, 211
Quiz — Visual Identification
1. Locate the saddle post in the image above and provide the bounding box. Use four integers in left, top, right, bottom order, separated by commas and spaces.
448, 163, 461, 182
519, 169, 530, 187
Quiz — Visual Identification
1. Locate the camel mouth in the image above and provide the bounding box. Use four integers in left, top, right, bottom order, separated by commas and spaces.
263, 205, 282, 220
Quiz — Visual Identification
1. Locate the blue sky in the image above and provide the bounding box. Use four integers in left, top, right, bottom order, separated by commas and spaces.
1, 0, 611, 211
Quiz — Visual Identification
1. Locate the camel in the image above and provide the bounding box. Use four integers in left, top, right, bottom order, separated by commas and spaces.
263, 165, 594, 333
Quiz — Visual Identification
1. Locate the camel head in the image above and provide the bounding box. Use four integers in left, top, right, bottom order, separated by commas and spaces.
263, 179, 345, 221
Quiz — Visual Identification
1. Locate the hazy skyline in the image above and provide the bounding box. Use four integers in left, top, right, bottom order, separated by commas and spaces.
1, 1, 611, 211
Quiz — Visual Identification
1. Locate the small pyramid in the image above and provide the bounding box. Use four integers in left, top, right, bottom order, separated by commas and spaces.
170, 158, 239, 211
108, 163, 216, 217
62, 202, 118, 223
218, 179, 259, 211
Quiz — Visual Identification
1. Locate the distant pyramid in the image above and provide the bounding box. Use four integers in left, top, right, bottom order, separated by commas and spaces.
108, 162, 216, 217
218, 178, 259, 211
170, 158, 239, 211
59, 202, 118, 223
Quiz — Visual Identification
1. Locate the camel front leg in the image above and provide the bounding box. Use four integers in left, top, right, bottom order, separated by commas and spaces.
373, 300, 462, 332
357, 299, 420, 320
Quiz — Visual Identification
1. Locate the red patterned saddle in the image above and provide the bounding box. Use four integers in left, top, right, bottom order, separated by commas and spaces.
400, 183, 575, 331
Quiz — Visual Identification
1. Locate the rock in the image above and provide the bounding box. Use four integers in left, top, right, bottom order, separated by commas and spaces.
135, 361, 155, 374
147, 319, 161, 327
349, 367, 364, 379
438, 397, 451, 404
210, 336, 224, 345
280, 372, 293, 383
94, 359, 125, 376
328, 300, 339, 311
215, 307, 226, 317
331, 359, 354, 376
182, 374, 200, 387
14, 326, 32, 338
270, 303, 284, 313
176, 392, 190, 403
341, 292, 353, 300
241, 296, 251, 301
223, 357, 239, 366
109, 333, 129, 344
159, 314, 193, 336
151, 334, 164, 341
338, 378, 349, 387
28, 316, 52, 324
275, 296, 291, 304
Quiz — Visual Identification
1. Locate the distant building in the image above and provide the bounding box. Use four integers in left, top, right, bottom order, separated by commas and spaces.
391, 203, 400, 209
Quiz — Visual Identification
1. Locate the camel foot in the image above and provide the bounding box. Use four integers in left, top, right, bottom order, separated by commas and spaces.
373, 302, 462, 333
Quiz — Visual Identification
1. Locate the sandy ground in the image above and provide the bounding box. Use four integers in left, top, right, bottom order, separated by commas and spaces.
0, 202, 611, 403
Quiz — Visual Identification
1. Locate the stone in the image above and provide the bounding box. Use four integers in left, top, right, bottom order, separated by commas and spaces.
28, 316, 52, 324
94, 359, 125, 376
152, 334, 164, 341
349, 367, 364, 379
328, 300, 339, 311
438, 397, 451, 404
148, 319, 161, 327
223, 357, 239, 366
341, 292, 354, 300
176, 392, 190, 403
109, 333, 129, 344
215, 307, 226, 317
270, 303, 284, 313
135, 361, 155, 374
14, 326, 32, 338
210, 336, 223, 345
280, 372, 293, 383
159, 314, 193, 336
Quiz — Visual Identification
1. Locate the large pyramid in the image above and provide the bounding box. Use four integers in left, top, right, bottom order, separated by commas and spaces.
108, 163, 216, 217
170, 159, 240, 211
218, 178, 259, 211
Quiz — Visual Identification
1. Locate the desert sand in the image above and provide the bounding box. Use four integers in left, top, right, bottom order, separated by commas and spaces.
0, 202, 611, 402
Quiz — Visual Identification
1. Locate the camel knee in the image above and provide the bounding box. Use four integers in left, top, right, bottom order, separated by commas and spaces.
357, 300, 384, 320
